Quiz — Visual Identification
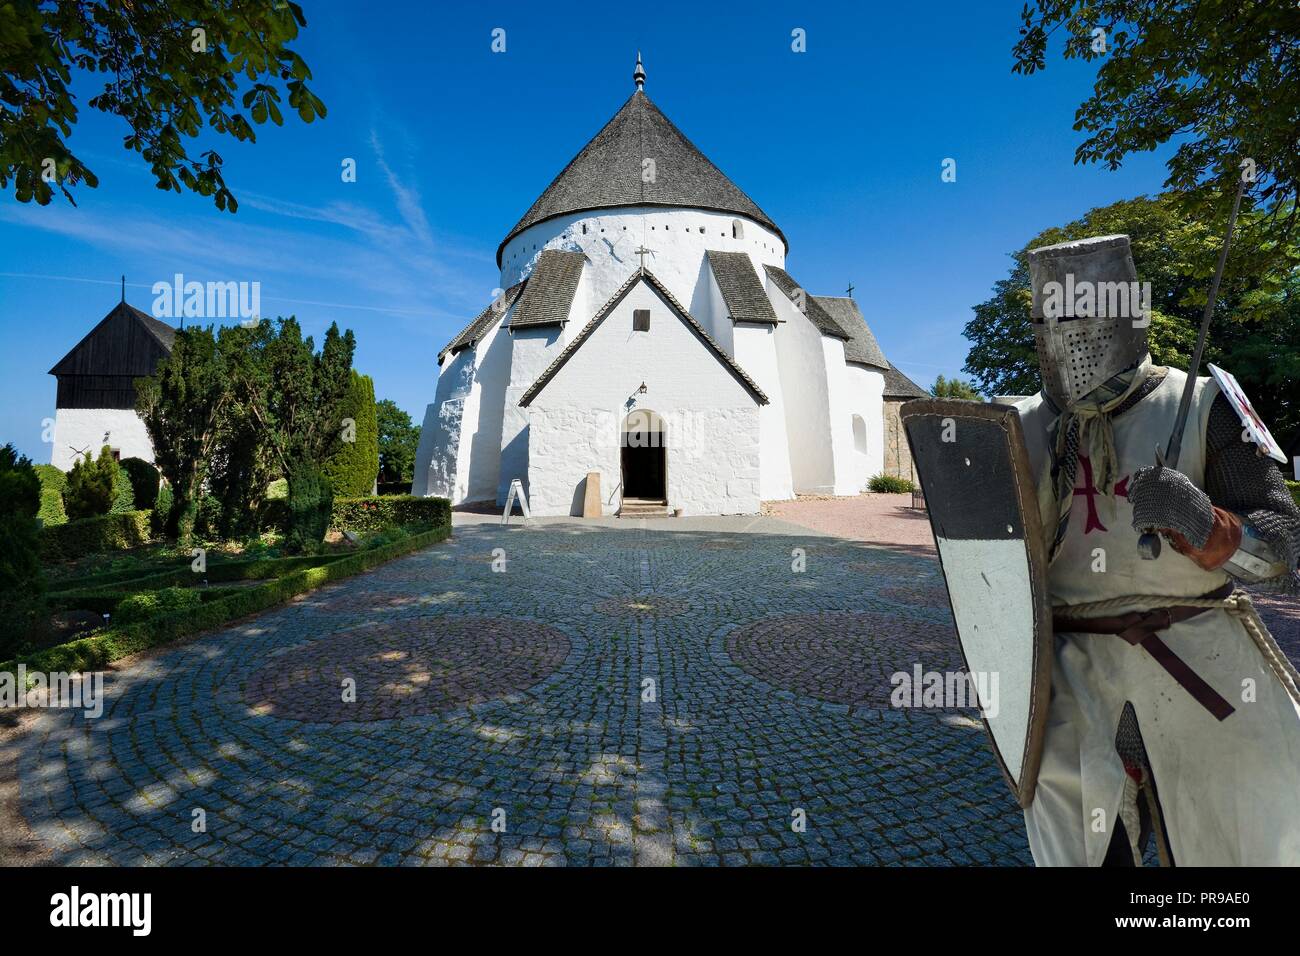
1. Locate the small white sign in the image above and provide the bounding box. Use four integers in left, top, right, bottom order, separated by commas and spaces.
1208, 364, 1287, 463
502, 479, 531, 524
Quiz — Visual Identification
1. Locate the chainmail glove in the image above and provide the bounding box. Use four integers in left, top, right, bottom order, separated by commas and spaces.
1128, 465, 1214, 550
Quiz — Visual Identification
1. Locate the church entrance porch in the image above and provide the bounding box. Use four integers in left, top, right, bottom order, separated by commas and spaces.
620, 409, 666, 512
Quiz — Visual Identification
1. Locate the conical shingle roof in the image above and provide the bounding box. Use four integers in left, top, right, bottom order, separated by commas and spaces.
497, 90, 784, 265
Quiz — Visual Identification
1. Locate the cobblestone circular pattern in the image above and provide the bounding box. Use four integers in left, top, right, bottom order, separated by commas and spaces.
724, 611, 967, 708
878, 583, 950, 608
594, 595, 691, 617
244, 615, 570, 723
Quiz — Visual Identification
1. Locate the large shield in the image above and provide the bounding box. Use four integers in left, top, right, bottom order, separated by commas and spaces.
901, 400, 1053, 808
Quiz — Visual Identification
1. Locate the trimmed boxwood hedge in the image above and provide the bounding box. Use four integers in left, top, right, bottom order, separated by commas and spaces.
3, 522, 452, 677
47, 551, 355, 597
331, 495, 451, 535
40, 510, 152, 561
33, 464, 67, 527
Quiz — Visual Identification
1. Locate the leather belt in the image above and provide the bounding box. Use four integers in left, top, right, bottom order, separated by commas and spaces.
1053, 583, 1236, 721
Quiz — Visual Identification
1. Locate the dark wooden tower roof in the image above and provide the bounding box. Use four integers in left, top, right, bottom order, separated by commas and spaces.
49, 301, 176, 409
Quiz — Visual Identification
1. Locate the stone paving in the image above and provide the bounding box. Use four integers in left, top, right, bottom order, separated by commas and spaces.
14, 513, 1040, 866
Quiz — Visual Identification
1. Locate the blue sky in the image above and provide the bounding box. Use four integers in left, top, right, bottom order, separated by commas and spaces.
0, 0, 1177, 461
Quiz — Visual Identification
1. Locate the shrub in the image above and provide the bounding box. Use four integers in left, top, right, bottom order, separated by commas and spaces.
0, 445, 45, 656
41, 511, 152, 561
152, 482, 174, 537
287, 462, 334, 552
33, 464, 68, 527
1288, 480, 1300, 510
3, 523, 452, 676
259, 497, 289, 534
110, 466, 135, 513
113, 586, 201, 626
323, 371, 379, 496
331, 495, 451, 536
118, 457, 161, 510
266, 477, 288, 499
65, 446, 118, 519
195, 494, 224, 539
868, 473, 917, 494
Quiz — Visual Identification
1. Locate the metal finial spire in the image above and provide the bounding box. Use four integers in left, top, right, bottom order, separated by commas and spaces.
633, 51, 645, 91
121, 275, 125, 303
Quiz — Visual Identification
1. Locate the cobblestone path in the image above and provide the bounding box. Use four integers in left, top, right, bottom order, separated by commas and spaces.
16, 515, 1035, 866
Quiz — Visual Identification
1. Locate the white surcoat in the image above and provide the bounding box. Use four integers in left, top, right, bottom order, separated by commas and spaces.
1015, 368, 1300, 866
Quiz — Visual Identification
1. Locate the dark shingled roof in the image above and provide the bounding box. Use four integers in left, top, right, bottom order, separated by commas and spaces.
437, 280, 527, 364
49, 301, 175, 375
497, 91, 785, 266
882, 364, 929, 400
509, 249, 587, 330
762, 265, 851, 340
705, 251, 778, 325
813, 296, 887, 368
519, 268, 768, 408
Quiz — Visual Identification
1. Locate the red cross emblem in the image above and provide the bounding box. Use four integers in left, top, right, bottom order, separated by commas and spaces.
1073, 456, 1131, 534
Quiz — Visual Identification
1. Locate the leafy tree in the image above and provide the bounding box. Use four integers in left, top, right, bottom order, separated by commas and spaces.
931, 375, 983, 401
136, 326, 230, 545
1, 0, 326, 211
64, 445, 119, 519
376, 399, 420, 484
1013, 0, 1300, 250
208, 323, 277, 538
962, 194, 1298, 438
0, 444, 43, 657
324, 372, 379, 496
226, 317, 356, 549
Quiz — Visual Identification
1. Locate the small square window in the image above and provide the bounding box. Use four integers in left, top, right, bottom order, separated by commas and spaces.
633, 309, 650, 331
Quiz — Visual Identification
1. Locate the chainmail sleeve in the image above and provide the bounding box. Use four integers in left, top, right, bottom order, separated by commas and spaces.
1203, 392, 1300, 574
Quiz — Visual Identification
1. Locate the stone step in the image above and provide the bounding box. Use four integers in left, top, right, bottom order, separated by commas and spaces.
617, 498, 670, 518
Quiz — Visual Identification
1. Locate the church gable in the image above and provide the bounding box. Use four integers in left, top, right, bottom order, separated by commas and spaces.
49, 302, 175, 410
518, 270, 767, 408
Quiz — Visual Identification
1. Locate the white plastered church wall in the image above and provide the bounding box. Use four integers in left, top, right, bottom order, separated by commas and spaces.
525, 280, 761, 517
820, 336, 861, 496
461, 309, 514, 503
500, 207, 785, 313
50, 408, 155, 471
413, 348, 472, 500
413, 293, 518, 505
496, 259, 590, 505
694, 255, 793, 501
766, 280, 838, 494
844, 364, 886, 491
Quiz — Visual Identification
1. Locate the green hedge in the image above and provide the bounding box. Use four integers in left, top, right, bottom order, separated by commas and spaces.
331, 495, 450, 535
33, 464, 67, 527
3, 522, 452, 677
1288, 480, 1300, 510
47, 550, 354, 597
113, 587, 201, 625
40, 510, 152, 561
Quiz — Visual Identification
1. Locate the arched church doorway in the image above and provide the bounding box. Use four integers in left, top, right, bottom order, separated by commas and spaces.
621, 409, 666, 502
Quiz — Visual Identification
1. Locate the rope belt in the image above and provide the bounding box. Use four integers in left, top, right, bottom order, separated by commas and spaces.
1053, 584, 1239, 721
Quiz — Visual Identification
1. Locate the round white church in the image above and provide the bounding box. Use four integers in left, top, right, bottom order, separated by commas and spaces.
413, 57, 926, 517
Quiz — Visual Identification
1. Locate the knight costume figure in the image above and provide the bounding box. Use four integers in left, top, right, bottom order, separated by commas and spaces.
1014, 234, 1300, 866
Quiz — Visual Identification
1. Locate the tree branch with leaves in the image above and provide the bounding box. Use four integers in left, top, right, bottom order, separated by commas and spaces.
0, 0, 326, 211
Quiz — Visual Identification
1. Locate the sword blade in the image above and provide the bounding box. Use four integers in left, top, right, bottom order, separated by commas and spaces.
1163, 176, 1247, 468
